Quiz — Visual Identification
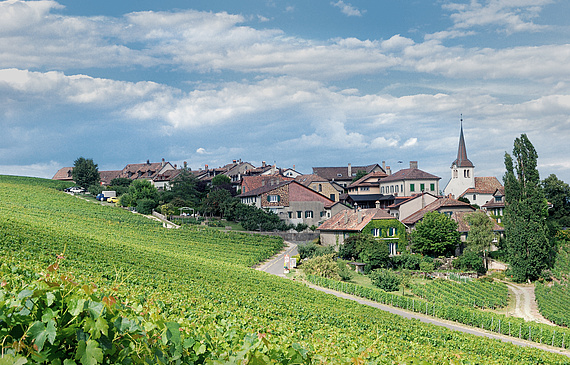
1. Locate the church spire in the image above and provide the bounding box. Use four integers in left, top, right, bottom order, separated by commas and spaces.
452, 115, 474, 168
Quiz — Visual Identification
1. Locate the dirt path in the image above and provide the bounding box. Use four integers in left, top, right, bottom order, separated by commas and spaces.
506, 282, 552, 325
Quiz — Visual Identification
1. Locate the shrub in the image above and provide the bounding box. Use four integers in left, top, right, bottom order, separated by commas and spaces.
453, 251, 486, 274
302, 254, 340, 279
295, 223, 309, 232
298, 243, 335, 260
136, 198, 158, 215
337, 260, 353, 281
419, 260, 435, 272
390, 253, 424, 270
369, 269, 401, 292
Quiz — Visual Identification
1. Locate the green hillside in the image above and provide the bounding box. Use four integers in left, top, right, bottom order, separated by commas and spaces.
1, 175, 569, 364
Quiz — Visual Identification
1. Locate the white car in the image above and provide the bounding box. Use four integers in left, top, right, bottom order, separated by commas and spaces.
69, 187, 85, 194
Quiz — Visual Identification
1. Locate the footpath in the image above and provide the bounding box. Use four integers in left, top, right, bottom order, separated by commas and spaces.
257, 242, 570, 358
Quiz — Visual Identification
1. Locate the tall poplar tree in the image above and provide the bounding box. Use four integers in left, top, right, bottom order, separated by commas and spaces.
503, 134, 550, 282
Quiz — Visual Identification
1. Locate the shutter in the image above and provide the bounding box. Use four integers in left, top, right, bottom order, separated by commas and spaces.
277, 195, 281, 202
267, 195, 270, 202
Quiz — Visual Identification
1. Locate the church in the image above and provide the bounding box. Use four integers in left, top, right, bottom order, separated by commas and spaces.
443, 120, 503, 207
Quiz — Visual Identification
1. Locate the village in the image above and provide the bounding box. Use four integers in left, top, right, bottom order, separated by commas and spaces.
53, 123, 505, 258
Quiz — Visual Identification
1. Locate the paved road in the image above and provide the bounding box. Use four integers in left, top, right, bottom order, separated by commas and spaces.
257, 242, 570, 358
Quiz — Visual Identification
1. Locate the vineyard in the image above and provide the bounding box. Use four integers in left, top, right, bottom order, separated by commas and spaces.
409, 278, 508, 309
1, 175, 570, 364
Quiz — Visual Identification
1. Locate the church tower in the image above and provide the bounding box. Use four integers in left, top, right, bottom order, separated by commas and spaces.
444, 118, 475, 198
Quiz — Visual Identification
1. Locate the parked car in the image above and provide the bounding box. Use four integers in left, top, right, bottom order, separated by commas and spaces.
107, 197, 119, 204
96, 193, 107, 201
69, 187, 84, 194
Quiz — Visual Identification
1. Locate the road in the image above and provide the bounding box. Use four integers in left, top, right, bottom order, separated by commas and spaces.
257, 241, 570, 358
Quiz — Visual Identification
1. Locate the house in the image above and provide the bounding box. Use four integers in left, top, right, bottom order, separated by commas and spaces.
99, 170, 121, 186
443, 120, 504, 206
387, 192, 439, 220
281, 168, 303, 178
295, 174, 344, 202
401, 197, 475, 230
481, 187, 505, 224
238, 180, 338, 226
451, 211, 505, 255
241, 175, 293, 194
117, 159, 176, 182
312, 163, 385, 189
52, 167, 74, 182
347, 171, 388, 195
152, 169, 183, 190
378, 161, 440, 196
318, 207, 407, 255
343, 193, 395, 209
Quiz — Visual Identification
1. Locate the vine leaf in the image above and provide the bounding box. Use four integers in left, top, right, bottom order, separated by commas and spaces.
76, 339, 103, 365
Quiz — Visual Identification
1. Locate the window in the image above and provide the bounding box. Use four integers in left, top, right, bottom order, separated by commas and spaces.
390, 185, 394, 193
395, 185, 399, 193
473, 194, 476, 201
297, 211, 302, 218
337, 173, 342, 177
381, 186, 385, 193
268, 194, 280, 203
318, 184, 322, 192
361, 187, 369, 191
371, 228, 381, 237
430, 183, 435, 191
388, 227, 397, 236
320, 211, 326, 217
420, 183, 425, 191
453, 169, 458, 178
305, 210, 313, 218
495, 196, 502, 202
288, 212, 292, 218
330, 194, 335, 201
410, 184, 415, 192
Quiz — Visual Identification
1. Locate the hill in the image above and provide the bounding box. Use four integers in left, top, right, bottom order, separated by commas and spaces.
1, 175, 569, 364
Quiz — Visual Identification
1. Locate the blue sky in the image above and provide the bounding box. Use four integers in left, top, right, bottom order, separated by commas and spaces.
1, 0, 570, 186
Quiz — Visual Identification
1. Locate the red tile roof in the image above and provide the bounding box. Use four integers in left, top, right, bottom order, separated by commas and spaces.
318, 208, 394, 232
380, 168, 440, 183
241, 175, 293, 193
312, 164, 382, 181
52, 167, 74, 181
401, 197, 475, 225
348, 171, 388, 188
451, 211, 504, 232
460, 177, 503, 197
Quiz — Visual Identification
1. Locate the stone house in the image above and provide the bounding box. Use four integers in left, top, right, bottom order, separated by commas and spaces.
295, 174, 344, 202
378, 161, 441, 196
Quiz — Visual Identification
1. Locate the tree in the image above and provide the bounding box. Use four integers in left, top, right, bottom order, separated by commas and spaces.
464, 211, 495, 253
504, 134, 551, 282
72, 157, 100, 189
411, 211, 460, 257
542, 174, 570, 227
168, 170, 207, 207
121, 180, 159, 211
212, 174, 231, 186
351, 170, 368, 182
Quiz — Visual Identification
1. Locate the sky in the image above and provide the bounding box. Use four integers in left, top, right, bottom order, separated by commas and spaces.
1, 0, 570, 187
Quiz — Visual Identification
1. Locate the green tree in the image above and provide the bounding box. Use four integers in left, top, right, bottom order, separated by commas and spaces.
72, 157, 100, 189
201, 189, 236, 218
542, 174, 570, 227
351, 170, 368, 182
212, 174, 231, 186
464, 211, 495, 253
167, 170, 206, 207
411, 211, 460, 257
504, 134, 551, 282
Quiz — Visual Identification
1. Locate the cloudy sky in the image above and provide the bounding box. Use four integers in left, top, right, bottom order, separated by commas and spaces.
1, 0, 570, 186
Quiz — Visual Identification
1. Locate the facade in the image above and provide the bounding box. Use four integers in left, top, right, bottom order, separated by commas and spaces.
387, 192, 439, 220
238, 180, 335, 226
347, 171, 388, 195
481, 187, 505, 224
295, 174, 343, 202
443, 121, 504, 207
378, 161, 440, 196
318, 208, 406, 255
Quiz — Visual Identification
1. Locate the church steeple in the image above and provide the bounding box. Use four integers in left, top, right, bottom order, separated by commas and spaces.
452, 116, 474, 168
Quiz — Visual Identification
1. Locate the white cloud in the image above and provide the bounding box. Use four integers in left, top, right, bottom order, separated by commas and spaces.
401, 138, 418, 148
331, 1, 366, 17
196, 148, 207, 154
370, 137, 399, 148
0, 160, 61, 179
443, 0, 553, 34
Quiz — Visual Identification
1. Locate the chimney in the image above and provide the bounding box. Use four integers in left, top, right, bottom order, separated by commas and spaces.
262, 161, 266, 167
293, 164, 295, 170
161, 158, 165, 167
183, 161, 187, 169
348, 163, 352, 177
205, 164, 208, 170
174, 164, 177, 169
147, 159, 150, 165
233, 159, 237, 163
410, 161, 418, 169
271, 164, 276, 175
382, 161, 386, 171
386, 166, 391, 175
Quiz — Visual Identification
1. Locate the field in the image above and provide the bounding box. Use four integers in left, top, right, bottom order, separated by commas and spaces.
1, 175, 570, 364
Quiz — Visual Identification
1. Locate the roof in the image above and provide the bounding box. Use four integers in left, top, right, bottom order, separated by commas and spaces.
348, 194, 394, 203
99, 170, 121, 185
387, 192, 439, 209
238, 180, 292, 197
52, 167, 74, 181
451, 211, 504, 233
460, 177, 503, 197
295, 174, 328, 186
318, 208, 395, 232
402, 197, 475, 225
153, 169, 182, 182
241, 175, 293, 193
312, 164, 382, 181
452, 122, 474, 168
348, 171, 388, 188
380, 168, 440, 183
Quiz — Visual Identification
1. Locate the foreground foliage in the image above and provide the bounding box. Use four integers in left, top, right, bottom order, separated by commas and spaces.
1, 175, 569, 364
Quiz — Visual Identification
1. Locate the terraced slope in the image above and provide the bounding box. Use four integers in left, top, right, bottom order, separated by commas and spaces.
1, 175, 569, 364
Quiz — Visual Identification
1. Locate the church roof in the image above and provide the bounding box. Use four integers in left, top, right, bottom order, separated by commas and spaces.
452, 122, 474, 168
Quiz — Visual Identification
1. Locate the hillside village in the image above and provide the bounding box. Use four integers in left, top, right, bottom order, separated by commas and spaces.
54, 124, 506, 252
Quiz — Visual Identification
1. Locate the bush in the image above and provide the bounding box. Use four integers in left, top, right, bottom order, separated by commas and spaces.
302, 254, 340, 279
136, 198, 158, 215
419, 260, 435, 272
369, 269, 402, 292
453, 251, 486, 274
337, 260, 353, 281
295, 223, 309, 232
298, 243, 335, 260
390, 253, 425, 270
